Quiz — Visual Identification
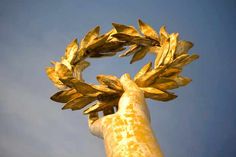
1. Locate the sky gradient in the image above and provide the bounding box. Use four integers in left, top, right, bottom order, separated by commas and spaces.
0, 0, 236, 156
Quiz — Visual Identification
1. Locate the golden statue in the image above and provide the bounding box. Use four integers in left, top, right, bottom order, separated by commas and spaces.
46, 19, 199, 157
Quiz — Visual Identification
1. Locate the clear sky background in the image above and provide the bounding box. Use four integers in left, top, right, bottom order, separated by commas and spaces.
0, 0, 235, 157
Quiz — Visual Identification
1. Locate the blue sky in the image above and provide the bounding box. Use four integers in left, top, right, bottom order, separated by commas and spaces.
0, 0, 235, 156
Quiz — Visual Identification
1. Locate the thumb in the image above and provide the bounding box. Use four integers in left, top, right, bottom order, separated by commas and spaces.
120, 73, 140, 92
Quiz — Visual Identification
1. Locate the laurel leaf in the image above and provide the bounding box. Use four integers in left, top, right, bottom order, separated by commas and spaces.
80, 26, 100, 49
130, 46, 149, 64
61, 57, 72, 70
64, 39, 79, 64
148, 46, 160, 54
131, 36, 154, 46
170, 53, 189, 67
112, 23, 140, 36
92, 41, 125, 54
159, 26, 169, 45
106, 28, 118, 41
160, 67, 181, 77
87, 34, 110, 50
73, 49, 87, 64
173, 54, 199, 68
92, 85, 118, 94
138, 19, 159, 40
74, 60, 90, 82
45, 67, 67, 89
119, 45, 140, 57
45, 67, 59, 84
163, 33, 179, 65
140, 87, 177, 101
151, 78, 178, 90
62, 96, 96, 110
175, 40, 193, 56
83, 98, 119, 114
172, 76, 192, 86
89, 52, 117, 58
155, 38, 170, 68
60, 78, 99, 95
50, 89, 81, 103
97, 93, 120, 102
134, 62, 152, 81
55, 62, 73, 79
135, 68, 164, 87
112, 33, 153, 46
84, 102, 104, 114
97, 75, 123, 91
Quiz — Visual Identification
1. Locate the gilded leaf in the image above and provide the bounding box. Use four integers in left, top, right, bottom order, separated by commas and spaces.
172, 76, 192, 86
138, 19, 159, 40
84, 98, 119, 114
61, 57, 72, 70
135, 68, 164, 87
80, 26, 100, 49
119, 45, 141, 57
46, 67, 58, 83
159, 26, 169, 45
163, 33, 179, 65
151, 78, 178, 90
97, 93, 120, 102
175, 40, 193, 55
50, 89, 81, 103
60, 78, 99, 95
112, 33, 153, 46
96, 75, 123, 91
84, 102, 104, 114
112, 23, 140, 36
64, 38, 79, 64
130, 46, 149, 64
45, 67, 66, 89
160, 67, 181, 77
173, 54, 199, 68
55, 62, 73, 79
62, 96, 96, 110
134, 62, 152, 81
89, 52, 117, 58
87, 34, 110, 50
112, 33, 134, 42
73, 49, 87, 64
92, 84, 118, 94
106, 28, 118, 41
92, 41, 125, 54
148, 46, 160, 54
140, 87, 177, 101
131, 36, 154, 46
110, 47, 126, 53
74, 60, 90, 82
170, 53, 189, 67
154, 38, 170, 68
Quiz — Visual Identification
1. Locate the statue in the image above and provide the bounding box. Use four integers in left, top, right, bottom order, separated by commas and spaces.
46, 19, 199, 157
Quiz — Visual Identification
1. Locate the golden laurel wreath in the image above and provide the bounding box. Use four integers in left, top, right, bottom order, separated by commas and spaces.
46, 19, 199, 115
